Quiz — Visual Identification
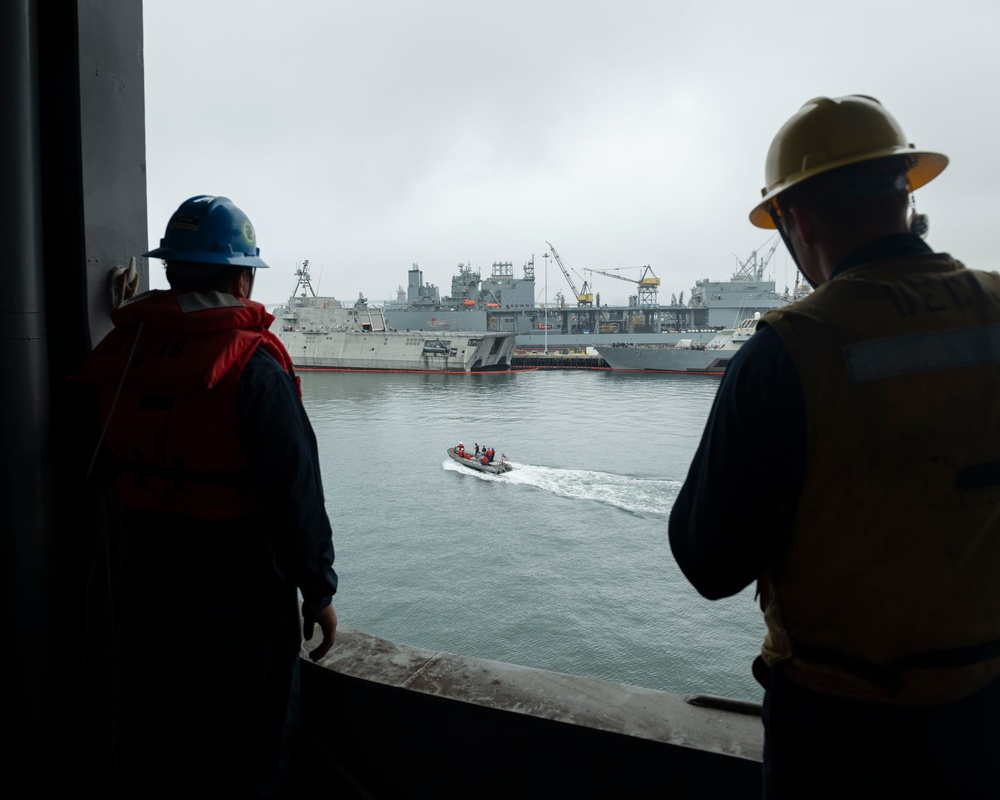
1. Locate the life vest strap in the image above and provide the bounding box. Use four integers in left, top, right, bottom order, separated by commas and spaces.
118, 455, 254, 491
791, 636, 1000, 696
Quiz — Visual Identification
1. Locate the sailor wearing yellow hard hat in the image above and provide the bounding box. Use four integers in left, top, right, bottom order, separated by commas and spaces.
669, 96, 1000, 798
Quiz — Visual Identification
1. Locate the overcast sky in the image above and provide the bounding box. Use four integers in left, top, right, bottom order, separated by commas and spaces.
142, 1, 999, 307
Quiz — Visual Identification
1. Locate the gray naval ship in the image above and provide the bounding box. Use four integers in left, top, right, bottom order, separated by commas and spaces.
596, 315, 762, 374
270, 262, 516, 372
383, 241, 791, 350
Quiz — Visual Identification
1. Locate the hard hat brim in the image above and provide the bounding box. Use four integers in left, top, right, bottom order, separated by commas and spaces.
144, 245, 271, 269
749, 148, 949, 229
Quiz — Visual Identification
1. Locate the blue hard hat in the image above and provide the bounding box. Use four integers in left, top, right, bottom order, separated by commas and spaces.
144, 195, 270, 268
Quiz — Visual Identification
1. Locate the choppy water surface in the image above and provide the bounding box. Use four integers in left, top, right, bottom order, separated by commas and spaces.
303, 369, 764, 701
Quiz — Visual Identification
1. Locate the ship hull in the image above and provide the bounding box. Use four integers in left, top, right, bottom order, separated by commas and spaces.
513, 329, 720, 350
594, 314, 762, 374
595, 344, 737, 374
275, 328, 516, 373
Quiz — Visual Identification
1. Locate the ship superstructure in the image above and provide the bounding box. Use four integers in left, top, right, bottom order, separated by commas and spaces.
272, 262, 515, 372
383, 242, 790, 349
384, 263, 489, 332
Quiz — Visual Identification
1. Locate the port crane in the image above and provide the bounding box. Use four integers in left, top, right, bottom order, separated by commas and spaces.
585, 265, 661, 307
546, 241, 594, 306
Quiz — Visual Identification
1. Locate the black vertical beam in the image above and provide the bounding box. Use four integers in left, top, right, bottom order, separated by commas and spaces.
47, 2, 148, 794
0, 1, 54, 794
0, 0, 147, 793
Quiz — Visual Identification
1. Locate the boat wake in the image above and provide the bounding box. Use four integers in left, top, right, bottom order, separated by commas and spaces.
442, 459, 677, 518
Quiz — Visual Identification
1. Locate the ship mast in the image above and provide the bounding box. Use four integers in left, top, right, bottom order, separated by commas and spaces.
291, 259, 318, 298
733, 238, 779, 281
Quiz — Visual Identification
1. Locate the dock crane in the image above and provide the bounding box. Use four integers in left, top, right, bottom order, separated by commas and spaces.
585, 266, 661, 306
546, 241, 594, 306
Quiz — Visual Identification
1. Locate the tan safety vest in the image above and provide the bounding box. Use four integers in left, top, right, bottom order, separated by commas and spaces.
759, 253, 1000, 704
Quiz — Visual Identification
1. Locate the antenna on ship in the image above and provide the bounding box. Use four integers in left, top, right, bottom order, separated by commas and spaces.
733, 236, 779, 281
291, 259, 318, 298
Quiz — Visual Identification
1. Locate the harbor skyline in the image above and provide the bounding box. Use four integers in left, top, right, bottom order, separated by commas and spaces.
143, 1, 998, 308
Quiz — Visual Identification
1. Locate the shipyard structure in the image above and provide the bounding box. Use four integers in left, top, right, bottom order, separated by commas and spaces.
384, 243, 790, 350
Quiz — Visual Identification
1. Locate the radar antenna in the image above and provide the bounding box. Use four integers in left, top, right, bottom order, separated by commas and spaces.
290, 259, 317, 298
733, 237, 779, 281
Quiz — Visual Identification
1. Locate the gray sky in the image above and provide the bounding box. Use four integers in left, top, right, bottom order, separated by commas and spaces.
143, 1, 999, 307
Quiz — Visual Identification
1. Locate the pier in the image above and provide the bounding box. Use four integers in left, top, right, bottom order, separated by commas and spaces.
511, 351, 609, 370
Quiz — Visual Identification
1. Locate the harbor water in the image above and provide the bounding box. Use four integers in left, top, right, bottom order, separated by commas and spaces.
305, 368, 765, 702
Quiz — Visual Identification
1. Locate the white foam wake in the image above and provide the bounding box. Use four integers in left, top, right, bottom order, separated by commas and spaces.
443, 459, 678, 517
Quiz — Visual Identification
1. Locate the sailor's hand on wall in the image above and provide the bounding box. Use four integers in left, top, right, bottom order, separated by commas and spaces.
303, 601, 338, 662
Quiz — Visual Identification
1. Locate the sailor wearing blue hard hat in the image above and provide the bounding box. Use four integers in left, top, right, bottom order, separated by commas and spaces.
80, 194, 338, 796
145, 194, 270, 297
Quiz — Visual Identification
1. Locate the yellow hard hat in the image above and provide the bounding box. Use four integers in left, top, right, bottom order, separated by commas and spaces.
749, 95, 948, 229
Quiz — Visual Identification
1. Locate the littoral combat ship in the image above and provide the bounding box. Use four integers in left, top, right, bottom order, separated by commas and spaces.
270, 262, 516, 373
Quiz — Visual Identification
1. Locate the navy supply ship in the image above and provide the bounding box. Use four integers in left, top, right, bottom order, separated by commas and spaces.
596, 315, 761, 374
383, 241, 790, 350
271, 262, 516, 372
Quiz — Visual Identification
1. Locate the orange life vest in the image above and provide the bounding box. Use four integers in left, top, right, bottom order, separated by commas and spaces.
78, 290, 299, 520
